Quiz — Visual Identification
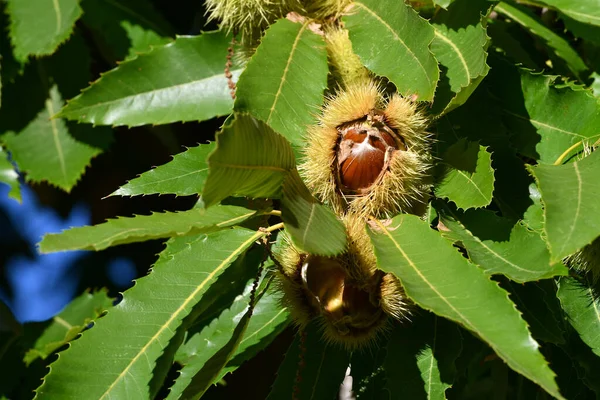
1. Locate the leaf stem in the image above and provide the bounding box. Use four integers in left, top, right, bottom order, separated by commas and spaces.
554, 141, 582, 165
265, 222, 284, 233
266, 210, 282, 217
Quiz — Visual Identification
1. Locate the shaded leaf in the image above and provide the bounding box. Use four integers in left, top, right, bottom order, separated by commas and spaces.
3, 86, 101, 191
540, 0, 600, 27
81, 0, 174, 63
35, 228, 263, 400
528, 150, 600, 262
40, 205, 256, 252
488, 57, 600, 164
557, 277, 600, 358
203, 115, 295, 207
0, 146, 20, 202
111, 142, 215, 197
385, 315, 462, 400
430, 0, 491, 114
57, 31, 240, 127
437, 204, 568, 282
434, 139, 495, 210
267, 325, 350, 400
22, 290, 113, 365
368, 215, 562, 399
345, 0, 439, 101
281, 171, 346, 256
234, 18, 328, 153
350, 347, 387, 400
494, 2, 587, 80
6, 0, 82, 61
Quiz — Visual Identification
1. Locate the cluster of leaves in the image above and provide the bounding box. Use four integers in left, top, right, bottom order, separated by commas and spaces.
2, 0, 600, 399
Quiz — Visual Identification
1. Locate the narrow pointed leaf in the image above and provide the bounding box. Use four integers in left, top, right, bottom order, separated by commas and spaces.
368, 215, 562, 399
39, 205, 256, 252
234, 19, 328, 152
430, 0, 491, 114
6, 0, 82, 61
528, 150, 600, 262
203, 115, 295, 207
57, 32, 240, 127
267, 325, 350, 400
557, 277, 600, 357
111, 142, 215, 197
437, 205, 568, 282
3, 86, 101, 191
539, 0, 600, 27
81, 0, 174, 62
281, 171, 346, 256
22, 290, 113, 365
345, 0, 439, 101
349, 347, 387, 399
489, 58, 600, 164
385, 316, 461, 399
35, 228, 263, 400
434, 139, 495, 210
494, 2, 587, 80
0, 147, 20, 202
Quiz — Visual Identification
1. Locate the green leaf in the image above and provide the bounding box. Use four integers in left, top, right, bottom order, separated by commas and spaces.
111, 142, 215, 197
368, 214, 562, 399
539, 0, 600, 27
488, 57, 600, 164
81, 0, 173, 63
494, 2, 588, 80
433, 0, 456, 8
528, 150, 600, 262
57, 31, 240, 127
434, 139, 495, 210
437, 204, 568, 282
203, 114, 295, 207
385, 315, 462, 399
22, 290, 113, 365
430, 0, 491, 114
35, 228, 263, 400
267, 325, 350, 400
345, 0, 439, 101
281, 171, 347, 256
2, 86, 101, 191
348, 347, 387, 399
6, 0, 82, 61
234, 18, 328, 153
0, 146, 20, 202
39, 205, 256, 252
557, 277, 600, 358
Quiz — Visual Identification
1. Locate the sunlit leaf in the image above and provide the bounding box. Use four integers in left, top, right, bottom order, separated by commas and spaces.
23, 290, 113, 365
40, 205, 256, 252
539, 0, 600, 27
368, 215, 562, 399
557, 277, 600, 358
267, 325, 350, 400
437, 204, 568, 282
57, 31, 240, 127
0, 146, 20, 202
111, 143, 215, 197
203, 115, 295, 207
345, 0, 439, 101
488, 57, 600, 164
494, 2, 587, 80
234, 18, 328, 153
529, 150, 600, 262
3, 86, 101, 191
434, 139, 495, 210
35, 228, 263, 400
6, 0, 82, 61
430, 0, 491, 114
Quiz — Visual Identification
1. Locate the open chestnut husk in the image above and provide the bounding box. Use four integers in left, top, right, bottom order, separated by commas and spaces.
301, 81, 431, 218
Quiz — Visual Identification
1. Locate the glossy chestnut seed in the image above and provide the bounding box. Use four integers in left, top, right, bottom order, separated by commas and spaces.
336, 122, 399, 193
